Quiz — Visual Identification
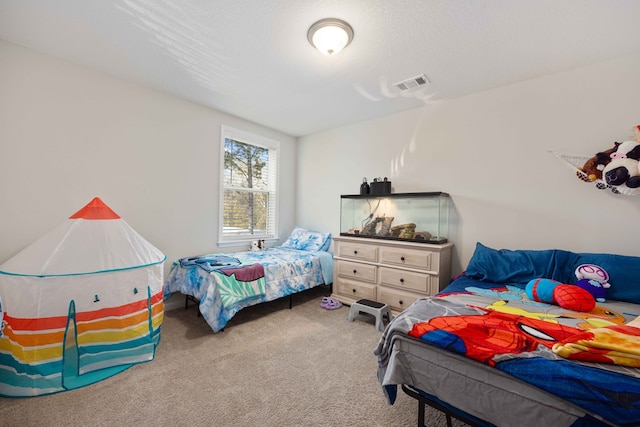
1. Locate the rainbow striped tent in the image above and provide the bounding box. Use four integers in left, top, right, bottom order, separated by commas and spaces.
0, 198, 165, 397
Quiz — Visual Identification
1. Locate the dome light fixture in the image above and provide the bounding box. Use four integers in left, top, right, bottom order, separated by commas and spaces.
307, 18, 354, 55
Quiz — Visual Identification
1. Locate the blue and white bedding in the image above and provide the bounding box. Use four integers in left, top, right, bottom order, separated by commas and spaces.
375, 243, 640, 427
164, 247, 333, 332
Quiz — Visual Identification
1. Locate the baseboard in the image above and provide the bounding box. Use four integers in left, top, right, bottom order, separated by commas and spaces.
163, 293, 184, 312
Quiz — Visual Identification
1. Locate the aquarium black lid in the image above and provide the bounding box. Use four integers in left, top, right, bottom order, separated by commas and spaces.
340, 191, 449, 199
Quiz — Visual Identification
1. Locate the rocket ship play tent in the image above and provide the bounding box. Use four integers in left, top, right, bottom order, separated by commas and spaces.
0, 198, 166, 397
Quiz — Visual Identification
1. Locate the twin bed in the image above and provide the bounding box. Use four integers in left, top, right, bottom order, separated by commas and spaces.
376, 243, 640, 427
164, 228, 333, 332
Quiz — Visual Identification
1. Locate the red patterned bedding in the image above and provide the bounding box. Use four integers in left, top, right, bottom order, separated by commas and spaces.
376, 275, 640, 426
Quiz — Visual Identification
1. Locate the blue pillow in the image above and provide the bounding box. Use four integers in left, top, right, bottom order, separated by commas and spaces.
281, 227, 331, 252
466, 242, 556, 284
465, 242, 572, 284
465, 242, 640, 304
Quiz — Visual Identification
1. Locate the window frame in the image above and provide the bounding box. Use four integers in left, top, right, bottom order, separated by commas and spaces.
218, 125, 280, 247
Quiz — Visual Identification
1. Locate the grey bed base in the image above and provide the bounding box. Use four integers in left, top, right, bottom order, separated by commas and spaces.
378, 334, 616, 427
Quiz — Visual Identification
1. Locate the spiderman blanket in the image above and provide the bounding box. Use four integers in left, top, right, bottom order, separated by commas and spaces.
375, 276, 640, 426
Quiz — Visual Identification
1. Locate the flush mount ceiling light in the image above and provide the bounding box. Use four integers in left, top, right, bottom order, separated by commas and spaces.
307, 18, 354, 55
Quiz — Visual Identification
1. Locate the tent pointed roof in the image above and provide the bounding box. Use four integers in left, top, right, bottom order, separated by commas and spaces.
69, 197, 120, 220
0, 198, 165, 276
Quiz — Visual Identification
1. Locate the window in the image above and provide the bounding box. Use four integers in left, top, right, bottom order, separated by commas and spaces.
219, 126, 279, 246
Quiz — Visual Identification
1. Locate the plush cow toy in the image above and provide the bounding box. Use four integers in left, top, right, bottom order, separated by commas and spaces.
602, 126, 640, 194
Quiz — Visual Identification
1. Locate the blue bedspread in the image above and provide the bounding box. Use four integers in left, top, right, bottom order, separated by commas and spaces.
164, 247, 333, 332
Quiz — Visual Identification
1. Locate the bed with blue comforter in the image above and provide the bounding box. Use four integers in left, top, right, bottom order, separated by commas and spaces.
375, 243, 640, 427
164, 228, 333, 332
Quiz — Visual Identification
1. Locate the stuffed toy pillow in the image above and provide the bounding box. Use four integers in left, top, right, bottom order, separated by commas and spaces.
526, 278, 596, 312
574, 264, 610, 302
574, 253, 640, 304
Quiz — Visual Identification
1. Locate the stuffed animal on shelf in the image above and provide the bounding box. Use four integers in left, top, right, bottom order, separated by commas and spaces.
579, 125, 640, 191
526, 278, 596, 312
578, 146, 615, 182
574, 264, 611, 302
602, 157, 640, 194
602, 127, 640, 194
610, 139, 640, 161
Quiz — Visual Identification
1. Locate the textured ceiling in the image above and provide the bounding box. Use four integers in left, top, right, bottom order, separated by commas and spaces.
2, 0, 640, 137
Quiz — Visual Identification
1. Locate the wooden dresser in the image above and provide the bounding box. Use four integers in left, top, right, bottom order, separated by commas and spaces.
331, 236, 453, 314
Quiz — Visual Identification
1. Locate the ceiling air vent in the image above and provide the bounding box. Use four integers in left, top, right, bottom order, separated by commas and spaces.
393, 74, 430, 91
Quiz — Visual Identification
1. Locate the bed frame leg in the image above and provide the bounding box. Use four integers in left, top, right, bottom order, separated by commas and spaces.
419, 399, 452, 427
289, 294, 293, 309
402, 384, 485, 427
185, 295, 201, 317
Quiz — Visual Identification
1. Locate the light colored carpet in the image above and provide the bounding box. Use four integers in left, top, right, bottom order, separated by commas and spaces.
0, 287, 470, 427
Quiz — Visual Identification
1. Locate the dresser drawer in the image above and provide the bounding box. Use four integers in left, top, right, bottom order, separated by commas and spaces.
335, 277, 377, 301
337, 242, 378, 262
378, 267, 431, 293
377, 287, 423, 312
379, 246, 431, 270
335, 260, 377, 283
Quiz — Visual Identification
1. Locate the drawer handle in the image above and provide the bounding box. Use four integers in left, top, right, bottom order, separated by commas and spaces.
400, 256, 405, 261
399, 278, 404, 283
352, 289, 357, 293
353, 269, 357, 274
354, 250, 358, 255
399, 300, 404, 305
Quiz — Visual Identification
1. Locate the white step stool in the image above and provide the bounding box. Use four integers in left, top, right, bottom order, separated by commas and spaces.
347, 299, 392, 332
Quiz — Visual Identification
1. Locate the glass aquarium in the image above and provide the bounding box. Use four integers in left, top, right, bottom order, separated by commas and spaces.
339, 192, 450, 244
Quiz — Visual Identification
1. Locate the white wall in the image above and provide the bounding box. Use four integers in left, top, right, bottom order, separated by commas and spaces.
0, 40, 298, 270
297, 52, 640, 275
5, 38, 640, 284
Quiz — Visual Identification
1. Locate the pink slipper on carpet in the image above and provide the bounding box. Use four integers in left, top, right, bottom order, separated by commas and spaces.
320, 297, 332, 309
325, 298, 342, 310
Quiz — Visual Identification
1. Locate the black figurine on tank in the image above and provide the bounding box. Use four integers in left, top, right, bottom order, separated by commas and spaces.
360, 177, 370, 195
